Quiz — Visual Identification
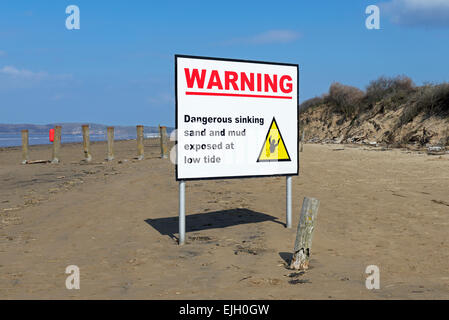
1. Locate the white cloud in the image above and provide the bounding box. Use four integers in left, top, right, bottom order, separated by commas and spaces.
0, 65, 72, 81
221, 29, 301, 46
381, 0, 449, 27
0, 65, 73, 91
0, 50, 6, 56
247, 30, 302, 44
0, 65, 47, 79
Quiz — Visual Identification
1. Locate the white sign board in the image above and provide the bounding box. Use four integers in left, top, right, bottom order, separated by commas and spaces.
175, 55, 299, 180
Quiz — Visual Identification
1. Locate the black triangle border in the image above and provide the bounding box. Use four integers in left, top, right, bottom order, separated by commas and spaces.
256, 117, 292, 162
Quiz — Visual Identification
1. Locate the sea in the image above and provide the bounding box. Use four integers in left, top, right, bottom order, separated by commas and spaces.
0, 133, 160, 148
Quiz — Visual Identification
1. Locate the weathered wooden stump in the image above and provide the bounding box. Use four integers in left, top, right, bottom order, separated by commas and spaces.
290, 197, 320, 270
21, 129, 29, 164
51, 126, 62, 164
300, 129, 305, 152
107, 126, 114, 161
136, 125, 144, 160
159, 125, 168, 159
82, 124, 92, 162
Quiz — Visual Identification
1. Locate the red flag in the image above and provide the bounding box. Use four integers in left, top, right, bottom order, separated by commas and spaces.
49, 128, 55, 142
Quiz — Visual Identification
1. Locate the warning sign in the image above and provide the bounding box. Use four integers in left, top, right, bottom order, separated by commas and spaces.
176, 55, 299, 180
257, 117, 291, 162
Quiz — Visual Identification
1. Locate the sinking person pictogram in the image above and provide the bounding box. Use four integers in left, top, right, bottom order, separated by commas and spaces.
257, 117, 291, 162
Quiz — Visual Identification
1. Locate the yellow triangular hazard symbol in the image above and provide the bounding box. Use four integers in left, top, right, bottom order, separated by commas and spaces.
257, 117, 291, 162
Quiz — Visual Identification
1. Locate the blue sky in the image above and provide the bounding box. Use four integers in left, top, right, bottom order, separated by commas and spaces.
1, 0, 449, 126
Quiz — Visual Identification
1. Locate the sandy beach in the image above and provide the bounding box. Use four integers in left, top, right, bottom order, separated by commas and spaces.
0, 139, 448, 299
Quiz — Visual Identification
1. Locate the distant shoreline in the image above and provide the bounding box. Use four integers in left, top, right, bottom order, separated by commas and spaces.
0, 135, 160, 150
0, 123, 173, 148
0, 132, 161, 148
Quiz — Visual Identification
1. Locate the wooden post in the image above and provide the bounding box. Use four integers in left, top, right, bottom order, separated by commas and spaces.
136, 125, 144, 160
51, 126, 62, 164
290, 197, 320, 271
159, 125, 168, 159
82, 124, 92, 162
300, 129, 305, 152
21, 129, 29, 164
107, 126, 114, 161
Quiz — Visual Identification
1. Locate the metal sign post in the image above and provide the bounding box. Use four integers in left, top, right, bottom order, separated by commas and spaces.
179, 180, 186, 245
286, 176, 292, 228
178, 177, 292, 244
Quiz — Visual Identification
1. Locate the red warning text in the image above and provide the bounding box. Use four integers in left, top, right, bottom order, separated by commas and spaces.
184, 68, 293, 99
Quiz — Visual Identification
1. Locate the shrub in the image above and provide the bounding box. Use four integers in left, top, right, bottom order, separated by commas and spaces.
416, 83, 449, 115
299, 96, 325, 113
325, 82, 364, 117
365, 75, 414, 105
398, 83, 449, 125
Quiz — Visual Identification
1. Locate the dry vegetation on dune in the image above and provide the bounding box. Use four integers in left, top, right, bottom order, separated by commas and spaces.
300, 76, 449, 147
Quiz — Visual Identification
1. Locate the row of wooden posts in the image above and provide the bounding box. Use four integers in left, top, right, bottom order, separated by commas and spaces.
20, 125, 169, 164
